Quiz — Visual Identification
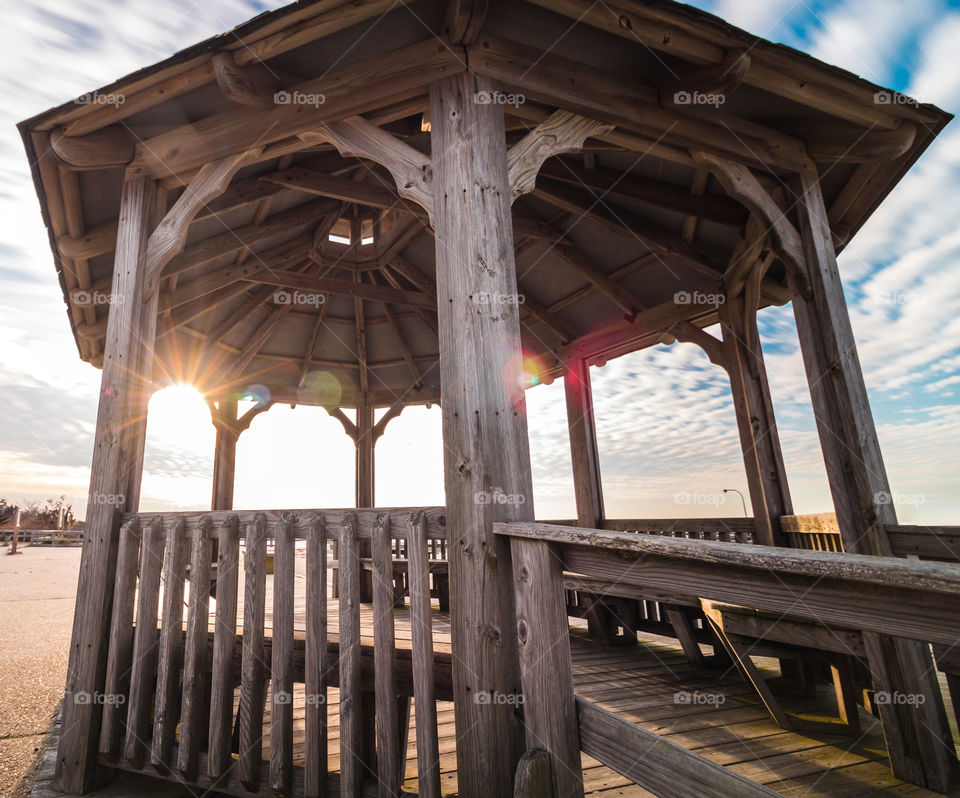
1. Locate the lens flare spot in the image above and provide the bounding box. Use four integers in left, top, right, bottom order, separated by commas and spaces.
242, 383, 271, 407
298, 371, 343, 408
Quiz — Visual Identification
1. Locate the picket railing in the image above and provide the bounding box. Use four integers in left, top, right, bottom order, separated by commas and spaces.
99, 507, 447, 798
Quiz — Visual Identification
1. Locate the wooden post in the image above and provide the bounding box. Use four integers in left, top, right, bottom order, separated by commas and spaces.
563, 358, 604, 528
55, 176, 161, 793
211, 397, 239, 511
356, 402, 375, 507
790, 170, 958, 791
718, 296, 792, 546
431, 72, 567, 798
356, 403, 375, 602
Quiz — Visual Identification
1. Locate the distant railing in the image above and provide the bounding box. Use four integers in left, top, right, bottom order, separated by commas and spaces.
495, 520, 960, 798
100, 507, 448, 798
0, 528, 83, 546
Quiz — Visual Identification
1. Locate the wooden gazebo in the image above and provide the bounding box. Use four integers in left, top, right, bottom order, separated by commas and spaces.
19, 1, 960, 796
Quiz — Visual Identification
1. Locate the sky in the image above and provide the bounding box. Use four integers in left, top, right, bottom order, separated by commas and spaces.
0, 0, 958, 524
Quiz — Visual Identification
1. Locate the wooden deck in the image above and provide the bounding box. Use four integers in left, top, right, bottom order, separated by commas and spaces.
214, 553, 947, 797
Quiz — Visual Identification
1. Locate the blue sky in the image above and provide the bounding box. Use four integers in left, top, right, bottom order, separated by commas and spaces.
0, 0, 958, 523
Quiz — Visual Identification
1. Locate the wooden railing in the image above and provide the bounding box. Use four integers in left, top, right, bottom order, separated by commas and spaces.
99, 507, 447, 798
495, 520, 960, 798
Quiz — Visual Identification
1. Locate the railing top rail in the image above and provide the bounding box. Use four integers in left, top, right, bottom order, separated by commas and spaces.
494, 521, 960, 595
123, 507, 447, 539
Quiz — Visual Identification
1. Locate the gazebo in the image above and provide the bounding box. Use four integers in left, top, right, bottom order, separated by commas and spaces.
19, 1, 960, 797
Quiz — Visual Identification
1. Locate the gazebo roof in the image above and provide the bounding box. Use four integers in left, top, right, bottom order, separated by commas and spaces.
18, 0, 952, 409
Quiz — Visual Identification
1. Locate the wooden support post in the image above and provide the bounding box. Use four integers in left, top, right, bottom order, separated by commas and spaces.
717, 296, 792, 547
563, 358, 604, 528
356, 403, 375, 602
430, 72, 559, 798
564, 358, 614, 642
790, 170, 958, 792
211, 397, 239, 511
55, 176, 161, 793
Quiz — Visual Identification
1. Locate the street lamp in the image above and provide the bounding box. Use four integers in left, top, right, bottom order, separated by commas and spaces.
723, 488, 748, 517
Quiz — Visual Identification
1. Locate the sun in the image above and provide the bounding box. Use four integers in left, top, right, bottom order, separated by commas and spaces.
147, 384, 213, 452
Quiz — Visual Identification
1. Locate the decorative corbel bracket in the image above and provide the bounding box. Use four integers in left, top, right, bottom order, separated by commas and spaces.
672, 321, 729, 372
506, 110, 614, 203
300, 116, 435, 227
692, 150, 811, 299
142, 146, 264, 301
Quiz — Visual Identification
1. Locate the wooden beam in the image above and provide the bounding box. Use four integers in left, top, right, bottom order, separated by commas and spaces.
58, 220, 119, 260
50, 125, 134, 170
126, 39, 464, 180
303, 116, 434, 224
506, 110, 613, 202
523, 0, 935, 130
211, 51, 277, 109
54, 177, 162, 793
802, 123, 917, 164
245, 269, 435, 309
430, 71, 534, 798
540, 160, 745, 228
661, 48, 752, 107
143, 148, 263, 298
495, 522, 960, 646
297, 301, 331, 388
673, 321, 726, 369
577, 698, 778, 798
372, 273, 423, 389
164, 198, 336, 277
467, 35, 812, 173
266, 167, 426, 217
545, 233, 640, 317
444, 0, 489, 44
534, 177, 724, 278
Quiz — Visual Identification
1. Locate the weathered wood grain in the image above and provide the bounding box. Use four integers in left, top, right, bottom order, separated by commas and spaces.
305, 514, 328, 798
339, 513, 362, 798
207, 515, 239, 780
239, 514, 269, 790
271, 514, 296, 795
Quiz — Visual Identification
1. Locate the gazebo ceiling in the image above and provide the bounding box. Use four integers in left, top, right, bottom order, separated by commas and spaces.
18, 0, 952, 409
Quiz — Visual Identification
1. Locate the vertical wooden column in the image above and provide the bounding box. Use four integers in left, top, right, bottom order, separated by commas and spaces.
56, 176, 162, 793
564, 358, 604, 528
211, 397, 238, 511
431, 72, 577, 798
791, 170, 958, 791
355, 403, 375, 507
718, 297, 792, 547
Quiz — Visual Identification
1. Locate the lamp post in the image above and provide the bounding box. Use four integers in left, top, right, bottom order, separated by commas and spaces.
723, 488, 748, 517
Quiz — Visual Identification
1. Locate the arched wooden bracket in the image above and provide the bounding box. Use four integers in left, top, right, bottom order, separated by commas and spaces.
661, 49, 751, 107
372, 400, 405, 442
671, 321, 728, 371
692, 150, 811, 299
211, 51, 278, 109
142, 147, 264, 301
327, 407, 358, 442
507, 110, 614, 203
50, 125, 134, 170
207, 397, 273, 437
300, 117, 435, 226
